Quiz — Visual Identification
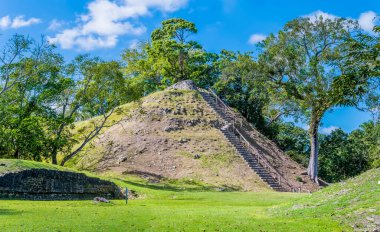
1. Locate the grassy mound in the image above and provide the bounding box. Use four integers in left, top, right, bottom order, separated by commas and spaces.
281, 168, 380, 231
65, 89, 269, 192
0, 159, 72, 175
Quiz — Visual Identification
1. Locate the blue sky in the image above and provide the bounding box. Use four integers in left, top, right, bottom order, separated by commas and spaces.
0, 0, 378, 133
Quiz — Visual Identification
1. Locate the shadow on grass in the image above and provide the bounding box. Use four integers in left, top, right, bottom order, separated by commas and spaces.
119, 178, 240, 192
0, 209, 20, 215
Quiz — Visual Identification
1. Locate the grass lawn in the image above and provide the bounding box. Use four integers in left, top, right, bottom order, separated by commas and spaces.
0, 193, 345, 232
1, 161, 378, 231
0, 185, 346, 232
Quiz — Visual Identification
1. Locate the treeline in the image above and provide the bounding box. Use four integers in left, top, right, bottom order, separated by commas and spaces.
276, 121, 379, 183
0, 17, 379, 183
0, 36, 136, 165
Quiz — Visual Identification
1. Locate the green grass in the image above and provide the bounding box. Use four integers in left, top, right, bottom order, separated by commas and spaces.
1, 161, 378, 231
0, 159, 72, 175
0, 192, 344, 232
277, 168, 380, 231
0, 175, 347, 232
0, 159, 110, 182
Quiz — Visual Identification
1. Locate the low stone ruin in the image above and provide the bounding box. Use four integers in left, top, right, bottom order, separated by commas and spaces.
0, 169, 124, 200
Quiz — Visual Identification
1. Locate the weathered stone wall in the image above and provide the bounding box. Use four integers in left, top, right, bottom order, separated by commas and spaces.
0, 169, 123, 200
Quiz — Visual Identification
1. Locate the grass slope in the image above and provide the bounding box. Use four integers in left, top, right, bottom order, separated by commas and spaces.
0, 159, 72, 175
279, 168, 380, 231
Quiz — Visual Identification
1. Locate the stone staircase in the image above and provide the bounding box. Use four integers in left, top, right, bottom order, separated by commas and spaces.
199, 89, 296, 192
221, 129, 286, 191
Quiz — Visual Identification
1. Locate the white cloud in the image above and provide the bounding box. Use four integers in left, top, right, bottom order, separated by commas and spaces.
11, 16, 41, 28
0, 15, 40, 29
358, 11, 378, 32
48, 19, 65, 31
304, 10, 379, 32
320, 126, 339, 135
300, 124, 339, 134
48, 0, 188, 51
304, 10, 338, 22
0, 16, 11, 29
248, 34, 266, 45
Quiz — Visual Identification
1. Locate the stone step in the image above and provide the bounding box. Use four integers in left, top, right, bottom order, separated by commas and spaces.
251, 169, 268, 173
248, 164, 261, 168
251, 169, 269, 173
257, 174, 274, 179
200, 91, 291, 192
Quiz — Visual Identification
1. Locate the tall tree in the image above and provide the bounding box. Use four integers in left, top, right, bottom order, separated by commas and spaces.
213, 50, 271, 134
258, 16, 376, 183
318, 128, 370, 182
122, 42, 163, 95
57, 56, 129, 166
351, 121, 380, 168
275, 122, 310, 166
0, 35, 64, 160
122, 18, 218, 93
351, 25, 380, 124
0, 34, 34, 96
0, 35, 133, 165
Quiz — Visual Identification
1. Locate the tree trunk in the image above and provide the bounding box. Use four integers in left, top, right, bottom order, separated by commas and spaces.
307, 118, 320, 184
51, 147, 58, 165
60, 127, 101, 166
265, 112, 282, 128
13, 149, 19, 159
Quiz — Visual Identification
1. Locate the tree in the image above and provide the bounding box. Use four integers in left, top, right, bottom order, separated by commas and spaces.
56, 56, 129, 166
0, 34, 34, 96
0, 35, 64, 161
318, 129, 369, 182
318, 122, 380, 183
258, 16, 376, 183
122, 42, 163, 95
0, 34, 134, 165
275, 122, 310, 166
122, 18, 218, 93
351, 25, 380, 124
213, 50, 275, 135
350, 121, 380, 168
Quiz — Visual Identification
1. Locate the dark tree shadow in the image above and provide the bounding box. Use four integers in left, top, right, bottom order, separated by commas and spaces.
119, 179, 240, 192
0, 209, 21, 215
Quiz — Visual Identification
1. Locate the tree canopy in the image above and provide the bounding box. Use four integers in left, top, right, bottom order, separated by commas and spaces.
122, 18, 218, 95
0, 36, 137, 165
257, 16, 377, 182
